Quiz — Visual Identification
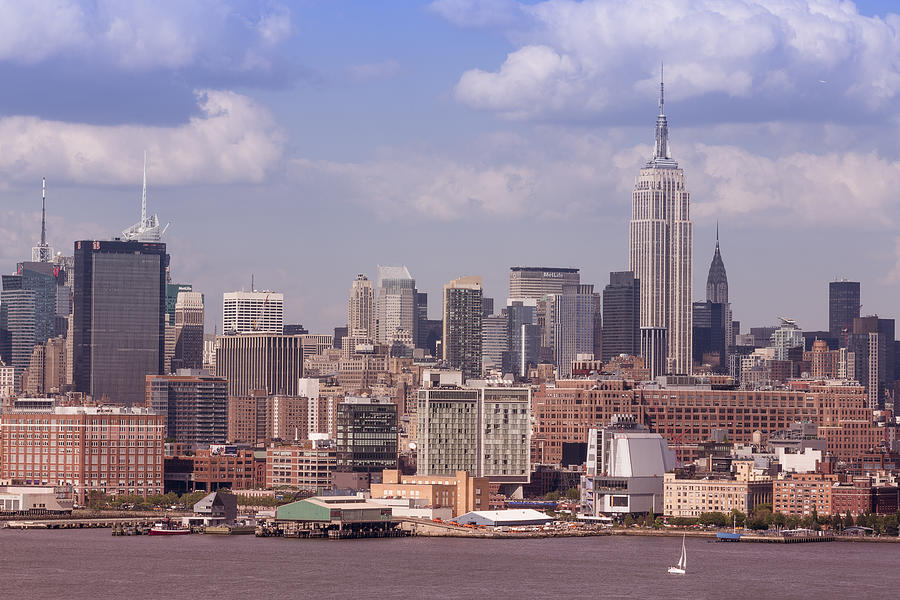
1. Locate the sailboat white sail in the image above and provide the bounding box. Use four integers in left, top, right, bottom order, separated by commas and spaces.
667, 534, 686, 575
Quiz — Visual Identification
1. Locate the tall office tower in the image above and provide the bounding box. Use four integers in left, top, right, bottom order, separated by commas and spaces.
22, 343, 44, 395
628, 71, 692, 376
348, 274, 375, 340
602, 272, 641, 362
375, 265, 416, 348
222, 290, 284, 334
706, 229, 733, 352
31, 178, 54, 263
415, 292, 429, 349
848, 316, 896, 409
692, 301, 727, 371
442, 276, 483, 380
215, 333, 304, 397
0, 276, 35, 387
73, 240, 168, 406
165, 283, 192, 326
43, 336, 67, 393
173, 291, 204, 371
549, 284, 597, 378
14, 263, 58, 346
482, 312, 508, 373
503, 299, 537, 377
482, 297, 494, 318
829, 280, 860, 342
509, 267, 580, 300
147, 372, 228, 448
335, 396, 398, 473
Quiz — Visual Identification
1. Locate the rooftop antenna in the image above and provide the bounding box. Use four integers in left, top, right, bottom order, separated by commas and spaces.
141, 150, 148, 226
251, 273, 255, 293
41, 177, 47, 246
659, 61, 665, 116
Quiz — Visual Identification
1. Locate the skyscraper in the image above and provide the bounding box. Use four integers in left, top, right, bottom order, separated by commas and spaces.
482, 312, 508, 373
375, 265, 416, 349
348, 274, 375, 340
0, 275, 36, 387
147, 371, 228, 448
222, 291, 284, 334
829, 280, 860, 342
697, 231, 732, 370
442, 276, 483, 380
509, 267, 580, 300
215, 333, 304, 396
628, 69, 692, 376
173, 291, 204, 371
848, 316, 895, 409
503, 299, 537, 377
601, 271, 640, 362
549, 284, 597, 378
73, 239, 168, 405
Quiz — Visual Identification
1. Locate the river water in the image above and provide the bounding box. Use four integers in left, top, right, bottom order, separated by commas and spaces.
2, 529, 898, 599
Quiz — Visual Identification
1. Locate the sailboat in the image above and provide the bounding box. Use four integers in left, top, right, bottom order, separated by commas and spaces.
667, 534, 686, 575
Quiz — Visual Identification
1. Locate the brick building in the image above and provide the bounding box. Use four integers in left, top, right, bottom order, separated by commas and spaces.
370, 469, 490, 517
227, 390, 310, 446
531, 379, 877, 464
0, 400, 164, 504
773, 472, 836, 517
266, 441, 336, 492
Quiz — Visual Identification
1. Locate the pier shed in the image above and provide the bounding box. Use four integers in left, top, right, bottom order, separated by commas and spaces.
273, 496, 397, 538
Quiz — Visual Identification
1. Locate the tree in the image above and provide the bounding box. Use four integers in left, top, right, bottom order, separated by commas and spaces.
748, 518, 768, 531
624, 514, 635, 527
86, 490, 109, 510
564, 487, 580, 501
544, 490, 561, 502
843, 512, 854, 529
699, 512, 728, 527
729, 509, 746, 528
771, 512, 786, 529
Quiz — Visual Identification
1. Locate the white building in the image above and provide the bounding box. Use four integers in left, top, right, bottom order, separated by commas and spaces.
222, 291, 284, 334
772, 317, 804, 360
581, 415, 675, 516
628, 71, 692, 376
375, 266, 416, 349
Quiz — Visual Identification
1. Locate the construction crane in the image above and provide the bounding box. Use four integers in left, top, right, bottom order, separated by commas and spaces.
251, 292, 270, 331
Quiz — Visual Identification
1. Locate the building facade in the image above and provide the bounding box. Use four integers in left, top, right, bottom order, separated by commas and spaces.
0, 400, 164, 504
173, 291, 204, 371
417, 385, 531, 484
375, 266, 416, 348
371, 469, 490, 517
222, 291, 284, 334
508, 267, 580, 300
663, 473, 772, 517
442, 276, 483, 381
73, 240, 168, 406
335, 397, 398, 473
602, 271, 640, 362
829, 280, 860, 341
215, 333, 304, 397
147, 371, 227, 448
348, 274, 376, 340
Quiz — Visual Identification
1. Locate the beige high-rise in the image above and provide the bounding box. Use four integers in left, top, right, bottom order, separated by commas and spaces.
348, 274, 375, 340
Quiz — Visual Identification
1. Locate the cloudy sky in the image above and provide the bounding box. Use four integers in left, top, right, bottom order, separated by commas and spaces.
1, 0, 899, 334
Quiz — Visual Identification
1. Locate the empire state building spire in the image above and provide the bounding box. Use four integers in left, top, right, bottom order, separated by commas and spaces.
654, 63, 670, 160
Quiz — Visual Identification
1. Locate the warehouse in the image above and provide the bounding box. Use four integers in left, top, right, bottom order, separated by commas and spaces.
451, 509, 553, 527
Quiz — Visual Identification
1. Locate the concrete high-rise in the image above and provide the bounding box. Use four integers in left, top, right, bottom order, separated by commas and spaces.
628, 70, 692, 376
509, 267, 580, 300
222, 291, 284, 334
0, 276, 36, 387
73, 239, 168, 405
215, 333, 304, 397
829, 280, 860, 341
601, 272, 640, 362
503, 299, 537, 377
848, 316, 896, 409
442, 276, 483, 380
548, 285, 597, 378
482, 312, 508, 373
147, 371, 227, 448
375, 266, 416, 349
173, 291, 204, 371
335, 396, 398, 474
348, 274, 375, 340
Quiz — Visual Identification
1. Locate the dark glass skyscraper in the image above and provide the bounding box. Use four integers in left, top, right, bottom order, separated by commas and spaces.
336, 397, 398, 473
601, 271, 640, 362
829, 280, 860, 341
73, 240, 168, 405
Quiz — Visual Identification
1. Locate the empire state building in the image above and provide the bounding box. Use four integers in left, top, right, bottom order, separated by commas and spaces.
628, 71, 693, 376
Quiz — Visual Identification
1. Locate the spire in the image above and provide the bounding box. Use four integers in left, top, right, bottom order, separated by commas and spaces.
706, 229, 728, 304
716, 220, 719, 246
141, 150, 148, 225
40, 177, 47, 246
652, 62, 670, 162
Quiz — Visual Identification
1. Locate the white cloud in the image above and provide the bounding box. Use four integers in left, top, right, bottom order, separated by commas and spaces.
444, 0, 900, 119
428, 0, 524, 28
0, 90, 285, 186
289, 128, 900, 229
0, 0, 292, 72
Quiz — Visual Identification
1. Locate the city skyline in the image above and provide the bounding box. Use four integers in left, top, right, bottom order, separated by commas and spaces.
0, 1, 899, 336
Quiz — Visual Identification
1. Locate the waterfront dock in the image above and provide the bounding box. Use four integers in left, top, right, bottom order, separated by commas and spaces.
4, 517, 155, 531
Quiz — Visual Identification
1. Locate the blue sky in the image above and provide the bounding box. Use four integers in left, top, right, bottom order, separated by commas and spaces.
1, 0, 899, 334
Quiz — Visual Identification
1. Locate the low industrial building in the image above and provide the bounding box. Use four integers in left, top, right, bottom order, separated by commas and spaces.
369, 498, 452, 520
451, 509, 552, 527
370, 469, 490, 517
273, 496, 396, 538
0, 484, 74, 514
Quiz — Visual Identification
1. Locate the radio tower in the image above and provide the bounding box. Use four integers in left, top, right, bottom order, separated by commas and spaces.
31, 177, 53, 262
